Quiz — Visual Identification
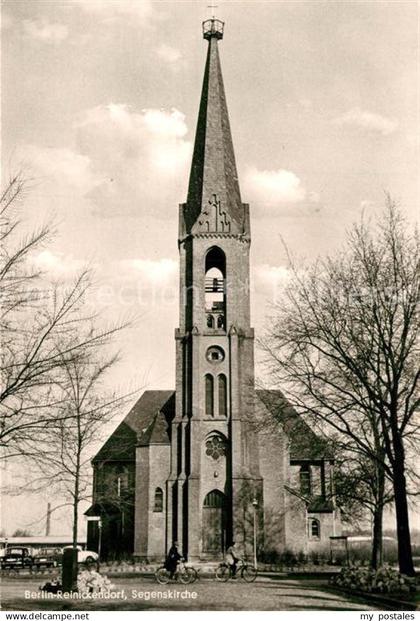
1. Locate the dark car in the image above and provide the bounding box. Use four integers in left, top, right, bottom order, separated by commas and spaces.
1, 547, 33, 570
32, 547, 61, 569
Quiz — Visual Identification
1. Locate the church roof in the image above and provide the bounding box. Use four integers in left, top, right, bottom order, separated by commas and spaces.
184, 23, 244, 233
136, 391, 175, 446
93, 388, 332, 464
255, 389, 334, 461
92, 390, 175, 463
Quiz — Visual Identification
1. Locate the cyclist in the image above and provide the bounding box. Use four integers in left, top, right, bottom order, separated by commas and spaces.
226, 541, 241, 578
164, 541, 182, 580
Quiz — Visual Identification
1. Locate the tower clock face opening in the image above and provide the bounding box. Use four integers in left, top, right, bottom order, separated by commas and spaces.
206, 346, 225, 363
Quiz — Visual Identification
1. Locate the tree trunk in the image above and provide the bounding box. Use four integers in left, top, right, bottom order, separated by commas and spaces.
72, 459, 80, 591
369, 427, 386, 570
392, 456, 415, 576
71, 407, 83, 590
371, 503, 383, 570
72, 497, 79, 590
371, 443, 385, 570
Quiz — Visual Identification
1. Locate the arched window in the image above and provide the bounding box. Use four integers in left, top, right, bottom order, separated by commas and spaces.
203, 489, 225, 508
218, 374, 227, 417
300, 464, 311, 496
207, 314, 214, 328
205, 247, 226, 330
154, 487, 163, 512
205, 374, 214, 417
310, 518, 320, 539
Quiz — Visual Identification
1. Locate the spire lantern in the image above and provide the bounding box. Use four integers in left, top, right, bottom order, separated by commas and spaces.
202, 18, 224, 40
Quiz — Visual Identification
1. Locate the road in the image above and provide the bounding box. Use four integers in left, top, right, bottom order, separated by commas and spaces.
1, 574, 382, 611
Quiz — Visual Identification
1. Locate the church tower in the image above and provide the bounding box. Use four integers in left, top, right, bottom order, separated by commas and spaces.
87, 17, 340, 562
169, 18, 262, 560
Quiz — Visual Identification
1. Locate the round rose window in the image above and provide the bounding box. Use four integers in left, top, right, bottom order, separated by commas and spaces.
205, 435, 226, 460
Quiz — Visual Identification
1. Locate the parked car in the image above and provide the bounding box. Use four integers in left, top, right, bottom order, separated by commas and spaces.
0, 538, 7, 557
1, 547, 33, 570
32, 547, 62, 568
62, 545, 98, 564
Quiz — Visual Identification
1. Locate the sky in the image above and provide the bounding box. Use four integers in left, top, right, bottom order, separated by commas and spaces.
1, 0, 419, 536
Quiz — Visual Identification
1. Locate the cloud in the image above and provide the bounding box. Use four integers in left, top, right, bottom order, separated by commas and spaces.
17, 144, 99, 195
119, 258, 177, 284
254, 264, 291, 287
332, 108, 398, 135
253, 264, 292, 302
98, 258, 179, 308
30, 250, 85, 278
17, 104, 191, 220
23, 19, 69, 43
71, 0, 153, 22
75, 104, 192, 217
156, 44, 182, 64
243, 167, 307, 208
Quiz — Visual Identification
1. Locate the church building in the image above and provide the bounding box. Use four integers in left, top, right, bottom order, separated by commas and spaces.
86, 18, 340, 562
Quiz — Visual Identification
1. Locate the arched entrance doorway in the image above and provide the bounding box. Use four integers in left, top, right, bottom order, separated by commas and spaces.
202, 489, 227, 557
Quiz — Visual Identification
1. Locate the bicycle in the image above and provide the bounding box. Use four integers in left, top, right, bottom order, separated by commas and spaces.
215, 559, 257, 583
155, 559, 198, 584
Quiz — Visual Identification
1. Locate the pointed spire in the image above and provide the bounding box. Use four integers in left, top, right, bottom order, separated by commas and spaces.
184, 20, 244, 234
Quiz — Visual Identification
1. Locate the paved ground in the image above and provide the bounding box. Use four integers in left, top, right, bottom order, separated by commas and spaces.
1, 575, 382, 611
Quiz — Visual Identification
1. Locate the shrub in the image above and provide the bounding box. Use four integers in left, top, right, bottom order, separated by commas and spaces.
296, 551, 307, 565
330, 565, 417, 595
259, 549, 282, 565
280, 550, 298, 567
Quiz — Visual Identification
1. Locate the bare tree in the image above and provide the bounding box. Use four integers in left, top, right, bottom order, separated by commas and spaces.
0, 175, 128, 460
333, 449, 394, 568
261, 199, 419, 576
0, 173, 49, 321
33, 329, 136, 588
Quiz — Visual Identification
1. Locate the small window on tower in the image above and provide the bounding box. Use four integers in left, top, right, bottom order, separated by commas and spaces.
205, 374, 214, 417
218, 374, 227, 417
154, 487, 164, 512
